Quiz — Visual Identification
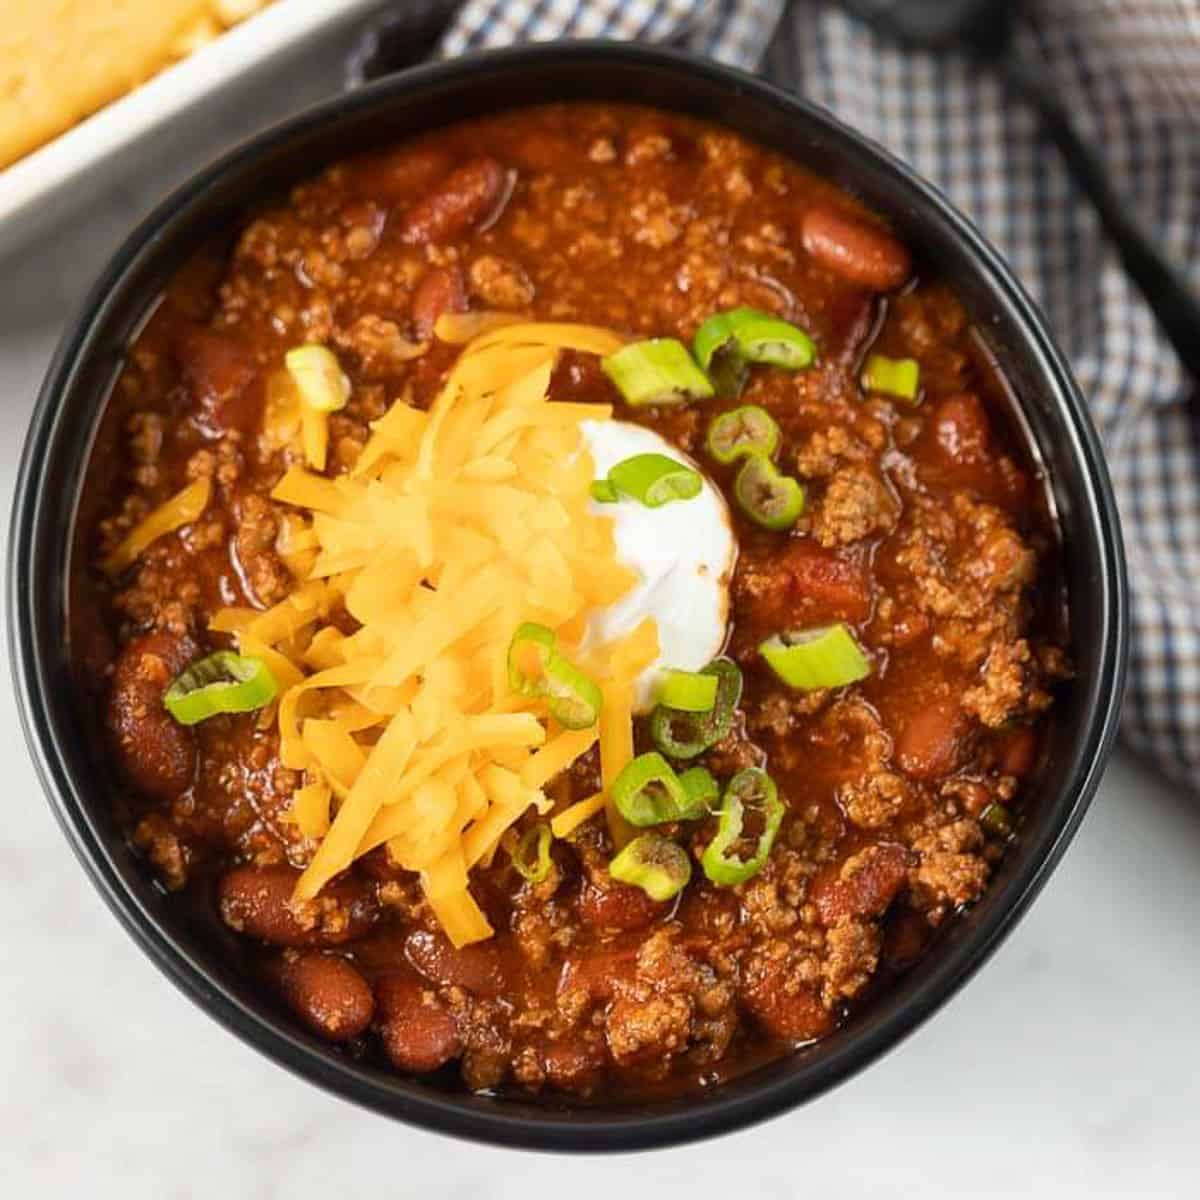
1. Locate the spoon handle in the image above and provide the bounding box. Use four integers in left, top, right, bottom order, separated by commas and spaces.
1000, 51, 1200, 383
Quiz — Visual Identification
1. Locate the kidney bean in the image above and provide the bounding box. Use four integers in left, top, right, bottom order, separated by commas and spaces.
932, 392, 992, 468
411, 266, 467, 339
577, 876, 668, 933
106, 632, 198, 802
809, 842, 912, 926
375, 972, 461, 1073
218, 864, 376, 948
404, 928, 507, 998
557, 946, 638, 1005
740, 955, 834, 1042
895, 698, 967, 780
920, 393, 1025, 506
174, 325, 261, 434
279, 952, 375, 1042
398, 157, 509, 245
801, 206, 912, 292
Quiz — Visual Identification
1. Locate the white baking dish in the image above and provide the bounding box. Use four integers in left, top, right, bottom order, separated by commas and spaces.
0, 0, 385, 257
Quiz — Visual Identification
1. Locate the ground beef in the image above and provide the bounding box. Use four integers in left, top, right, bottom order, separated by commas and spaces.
838, 770, 910, 830
233, 493, 289, 606
606, 993, 693, 1067
908, 817, 990, 922
794, 425, 873, 479
821, 918, 881, 1005
336, 314, 424, 377
810, 465, 899, 548
132, 813, 189, 890
963, 638, 1052, 727
468, 254, 536, 308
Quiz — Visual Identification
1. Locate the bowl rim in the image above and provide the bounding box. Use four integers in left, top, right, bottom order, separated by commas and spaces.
9, 39, 1128, 1153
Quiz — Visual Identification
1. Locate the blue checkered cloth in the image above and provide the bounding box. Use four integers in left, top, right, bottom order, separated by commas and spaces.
364, 0, 1200, 794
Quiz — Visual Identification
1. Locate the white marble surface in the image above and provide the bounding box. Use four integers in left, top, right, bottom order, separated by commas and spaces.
4, 18, 1200, 1195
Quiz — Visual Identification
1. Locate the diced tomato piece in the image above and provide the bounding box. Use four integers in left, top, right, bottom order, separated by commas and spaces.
782, 540, 872, 622
740, 539, 872, 636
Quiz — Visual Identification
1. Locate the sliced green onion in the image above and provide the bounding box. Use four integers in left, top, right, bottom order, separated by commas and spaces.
657, 668, 719, 713
590, 479, 619, 503
649, 658, 743, 760
542, 653, 603, 730
163, 651, 278, 726
611, 751, 694, 827
609, 833, 692, 900
862, 354, 920, 402
512, 822, 554, 883
706, 405, 781, 465
285, 344, 350, 413
694, 307, 817, 398
980, 803, 1013, 839
759, 624, 871, 691
734, 453, 805, 531
701, 768, 784, 887
678, 766, 719, 819
601, 339, 715, 407
507, 622, 557, 697
693, 317, 749, 398
606, 453, 702, 508
725, 309, 817, 369
507, 622, 602, 728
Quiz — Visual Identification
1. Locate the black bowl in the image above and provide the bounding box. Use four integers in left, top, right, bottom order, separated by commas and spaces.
9, 42, 1127, 1151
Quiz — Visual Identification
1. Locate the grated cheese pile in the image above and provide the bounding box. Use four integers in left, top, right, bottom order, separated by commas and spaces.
211, 320, 659, 947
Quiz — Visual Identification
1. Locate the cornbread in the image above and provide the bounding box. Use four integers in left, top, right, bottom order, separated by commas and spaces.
0, 0, 271, 170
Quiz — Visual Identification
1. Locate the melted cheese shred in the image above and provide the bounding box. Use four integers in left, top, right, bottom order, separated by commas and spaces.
212, 322, 659, 947
104, 477, 211, 574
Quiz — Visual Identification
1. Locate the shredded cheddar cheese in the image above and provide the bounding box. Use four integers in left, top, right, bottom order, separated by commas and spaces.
550, 792, 607, 840
104, 477, 211, 574
211, 322, 662, 947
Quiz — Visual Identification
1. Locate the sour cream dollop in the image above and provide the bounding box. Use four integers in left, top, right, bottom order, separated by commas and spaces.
580, 419, 737, 712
